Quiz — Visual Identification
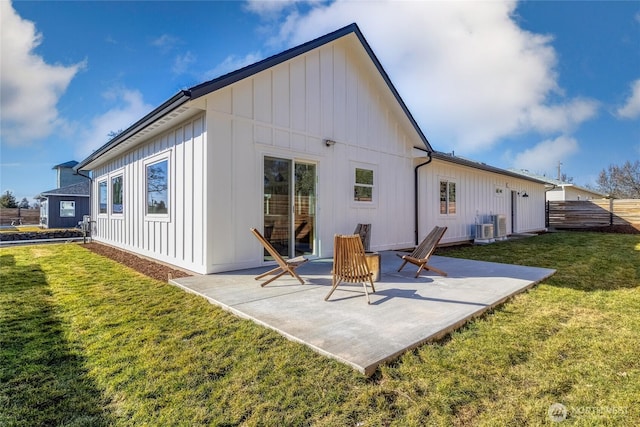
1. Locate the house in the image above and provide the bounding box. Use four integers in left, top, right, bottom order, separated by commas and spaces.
510, 169, 606, 201
36, 161, 91, 228
75, 23, 547, 274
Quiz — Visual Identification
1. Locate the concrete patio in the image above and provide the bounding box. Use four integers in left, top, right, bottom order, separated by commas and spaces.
170, 252, 555, 376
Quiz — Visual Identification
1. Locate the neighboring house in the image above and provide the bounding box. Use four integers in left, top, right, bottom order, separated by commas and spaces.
36, 161, 90, 228
75, 23, 547, 274
510, 169, 606, 201
36, 181, 90, 228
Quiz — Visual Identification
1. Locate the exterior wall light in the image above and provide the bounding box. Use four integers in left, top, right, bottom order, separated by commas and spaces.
324, 139, 336, 147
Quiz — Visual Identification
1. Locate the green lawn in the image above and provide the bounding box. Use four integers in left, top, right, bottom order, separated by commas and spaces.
1, 232, 638, 426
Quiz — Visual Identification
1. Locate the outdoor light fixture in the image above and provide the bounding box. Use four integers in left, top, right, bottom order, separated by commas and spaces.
324, 139, 336, 147
522, 192, 529, 198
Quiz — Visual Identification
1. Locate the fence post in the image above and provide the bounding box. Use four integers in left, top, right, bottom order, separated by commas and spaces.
609, 198, 614, 226
545, 201, 549, 227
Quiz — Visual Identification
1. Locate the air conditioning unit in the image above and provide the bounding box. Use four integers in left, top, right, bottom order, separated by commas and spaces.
474, 223, 495, 244
491, 214, 507, 240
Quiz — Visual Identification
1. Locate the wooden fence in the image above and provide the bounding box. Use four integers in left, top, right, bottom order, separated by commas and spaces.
546, 199, 640, 228
0, 208, 41, 226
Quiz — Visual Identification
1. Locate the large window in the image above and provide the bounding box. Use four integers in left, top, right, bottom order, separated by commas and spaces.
354, 168, 374, 202
440, 180, 456, 215
98, 180, 107, 214
146, 159, 169, 215
111, 175, 123, 214
60, 201, 75, 217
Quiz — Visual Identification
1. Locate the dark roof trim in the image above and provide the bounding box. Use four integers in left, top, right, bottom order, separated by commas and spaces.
36, 181, 91, 199
76, 23, 433, 172
75, 91, 191, 170
432, 151, 549, 184
189, 23, 432, 151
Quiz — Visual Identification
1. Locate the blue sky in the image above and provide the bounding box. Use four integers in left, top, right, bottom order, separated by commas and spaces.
1, 0, 639, 204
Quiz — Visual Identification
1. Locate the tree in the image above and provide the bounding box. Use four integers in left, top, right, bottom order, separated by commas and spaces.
559, 173, 574, 184
18, 198, 30, 209
596, 160, 640, 198
0, 190, 18, 208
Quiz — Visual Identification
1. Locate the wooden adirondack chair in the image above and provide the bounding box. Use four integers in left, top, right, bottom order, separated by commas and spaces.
397, 226, 448, 278
325, 234, 376, 304
250, 228, 308, 286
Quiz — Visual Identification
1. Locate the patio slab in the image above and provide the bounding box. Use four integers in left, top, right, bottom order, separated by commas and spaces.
170, 252, 555, 376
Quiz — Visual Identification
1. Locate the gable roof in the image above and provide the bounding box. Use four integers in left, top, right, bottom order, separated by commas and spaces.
36, 181, 91, 199
76, 23, 432, 171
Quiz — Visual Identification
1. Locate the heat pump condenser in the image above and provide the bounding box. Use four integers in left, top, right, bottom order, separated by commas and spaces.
491, 214, 507, 240
474, 223, 495, 244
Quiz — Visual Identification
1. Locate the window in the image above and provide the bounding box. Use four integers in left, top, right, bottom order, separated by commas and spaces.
440, 180, 456, 215
98, 180, 107, 214
146, 159, 169, 215
60, 201, 75, 217
354, 168, 374, 202
111, 175, 123, 214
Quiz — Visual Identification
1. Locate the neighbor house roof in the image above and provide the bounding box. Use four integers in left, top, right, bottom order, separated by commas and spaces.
432, 152, 550, 185
36, 181, 91, 199
508, 169, 606, 197
76, 23, 432, 171
52, 160, 79, 169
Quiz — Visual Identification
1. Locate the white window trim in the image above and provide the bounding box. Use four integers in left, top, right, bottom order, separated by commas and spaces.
144, 152, 171, 222
438, 177, 457, 217
60, 200, 76, 218
109, 169, 125, 218
351, 162, 378, 208
97, 179, 108, 216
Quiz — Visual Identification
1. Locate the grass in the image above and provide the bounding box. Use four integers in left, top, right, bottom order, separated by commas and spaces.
0, 226, 43, 233
1, 232, 638, 426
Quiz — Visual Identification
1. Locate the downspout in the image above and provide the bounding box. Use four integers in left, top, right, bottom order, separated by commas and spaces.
414, 148, 433, 245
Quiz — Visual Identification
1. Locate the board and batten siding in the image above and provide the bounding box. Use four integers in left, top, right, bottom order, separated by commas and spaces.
418, 159, 546, 244
203, 36, 421, 272
91, 114, 208, 274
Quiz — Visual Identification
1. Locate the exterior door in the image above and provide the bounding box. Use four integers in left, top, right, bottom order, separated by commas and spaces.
263, 156, 316, 260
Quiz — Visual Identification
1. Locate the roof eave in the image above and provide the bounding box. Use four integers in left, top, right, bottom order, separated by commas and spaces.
432, 152, 549, 184
75, 91, 191, 171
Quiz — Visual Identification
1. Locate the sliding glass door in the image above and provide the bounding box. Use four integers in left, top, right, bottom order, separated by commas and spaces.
263, 156, 316, 260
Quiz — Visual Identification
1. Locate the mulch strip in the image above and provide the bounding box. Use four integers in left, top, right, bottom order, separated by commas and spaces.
81, 242, 192, 282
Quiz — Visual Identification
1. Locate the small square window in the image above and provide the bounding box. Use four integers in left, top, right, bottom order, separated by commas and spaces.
60, 201, 75, 217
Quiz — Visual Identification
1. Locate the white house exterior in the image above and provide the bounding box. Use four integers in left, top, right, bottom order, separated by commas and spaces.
76, 24, 547, 274
421, 153, 547, 244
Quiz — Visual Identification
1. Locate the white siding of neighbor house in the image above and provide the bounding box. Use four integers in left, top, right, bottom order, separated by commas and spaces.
546, 186, 603, 201
204, 37, 422, 272
418, 159, 547, 244
91, 114, 209, 274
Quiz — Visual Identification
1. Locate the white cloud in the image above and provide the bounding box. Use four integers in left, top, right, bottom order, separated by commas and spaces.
0, 1, 84, 146
511, 135, 579, 172
172, 51, 196, 75
248, 0, 598, 153
616, 79, 640, 119
151, 34, 180, 52
75, 87, 153, 159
